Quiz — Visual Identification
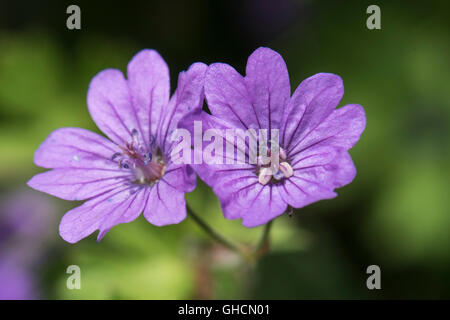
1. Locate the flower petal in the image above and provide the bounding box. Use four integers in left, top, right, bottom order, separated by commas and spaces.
289, 146, 338, 170
143, 180, 187, 226
279, 148, 356, 209
282, 73, 344, 150
278, 178, 337, 209
178, 110, 259, 167
158, 62, 207, 153
240, 185, 287, 227
245, 47, 290, 133
194, 164, 255, 220
288, 104, 366, 157
96, 188, 149, 241
220, 181, 287, 227
161, 163, 196, 193
193, 162, 286, 226
59, 187, 147, 243
33, 127, 119, 169
87, 69, 138, 145
27, 168, 131, 201
327, 149, 357, 188
205, 63, 259, 130
127, 49, 170, 146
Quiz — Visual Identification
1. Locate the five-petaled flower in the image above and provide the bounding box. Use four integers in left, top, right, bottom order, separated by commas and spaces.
181, 47, 366, 227
28, 50, 206, 243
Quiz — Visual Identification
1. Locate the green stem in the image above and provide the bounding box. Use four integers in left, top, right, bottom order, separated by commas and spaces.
187, 204, 243, 255
254, 220, 273, 258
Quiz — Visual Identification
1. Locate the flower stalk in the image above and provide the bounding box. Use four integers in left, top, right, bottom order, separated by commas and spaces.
187, 204, 275, 262
254, 220, 273, 259
186, 204, 245, 255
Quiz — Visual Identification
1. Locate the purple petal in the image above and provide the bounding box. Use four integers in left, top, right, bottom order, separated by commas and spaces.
278, 178, 337, 209
282, 73, 344, 150
143, 180, 187, 226
127, 49, 170, 147
327, 149, 357, 188
178, 110, 258, 166
33, 127, 119, 169
194, 164, 255, 219
221, 182, 287, 227
279, 148, 356, 209
161, 163, 196, 193
59, 187, 147, 243
245, 47, 290, 133
204, 63, 259, 130
181, 109, 257, 198
290, 146, 338, 169
27, 168, 130, 201
193, 162, 285, 226
158, 62, 207, 152
288, 104, 366, 157
96, 188, 149, 241
87, 69, 139, 145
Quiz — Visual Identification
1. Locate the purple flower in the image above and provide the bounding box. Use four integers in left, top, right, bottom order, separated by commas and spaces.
28, 50, 206, 243
182, 47, 366, 227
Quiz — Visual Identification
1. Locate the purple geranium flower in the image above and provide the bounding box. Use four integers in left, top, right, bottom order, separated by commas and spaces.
28, 50, 206, 243
182, 47, 366, 227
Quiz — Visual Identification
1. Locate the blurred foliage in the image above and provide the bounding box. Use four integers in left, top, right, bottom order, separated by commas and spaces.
0, 0, 449, 299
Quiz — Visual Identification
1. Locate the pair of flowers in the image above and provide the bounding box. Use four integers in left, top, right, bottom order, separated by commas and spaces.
28, 47, 366, 243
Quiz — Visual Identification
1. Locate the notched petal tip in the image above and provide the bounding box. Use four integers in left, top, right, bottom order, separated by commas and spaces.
96, 228, 111, 242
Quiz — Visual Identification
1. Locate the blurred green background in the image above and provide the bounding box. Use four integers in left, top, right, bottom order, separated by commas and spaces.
0, 0, 449, 299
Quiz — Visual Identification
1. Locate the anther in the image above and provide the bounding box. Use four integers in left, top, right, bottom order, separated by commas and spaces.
144, 152, 153, 165
258, 167, 273, 185
111, 152, 122, 161
279, 162, 293, 178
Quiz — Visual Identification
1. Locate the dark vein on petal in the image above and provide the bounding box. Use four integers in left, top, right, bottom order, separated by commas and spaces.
106, 99, 133, 138
284, 84, 335, 150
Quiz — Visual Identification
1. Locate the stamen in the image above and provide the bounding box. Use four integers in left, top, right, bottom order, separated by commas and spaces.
119, 159, 133, 169
111, 152, 122, 161
111, 129, 166, 185
257, 147, 293, 185
131, 128, 139, 144
280, 162, 293, 178
279, 148, 287, 161
144, 152, 153, 165
258, 167, 273, 185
